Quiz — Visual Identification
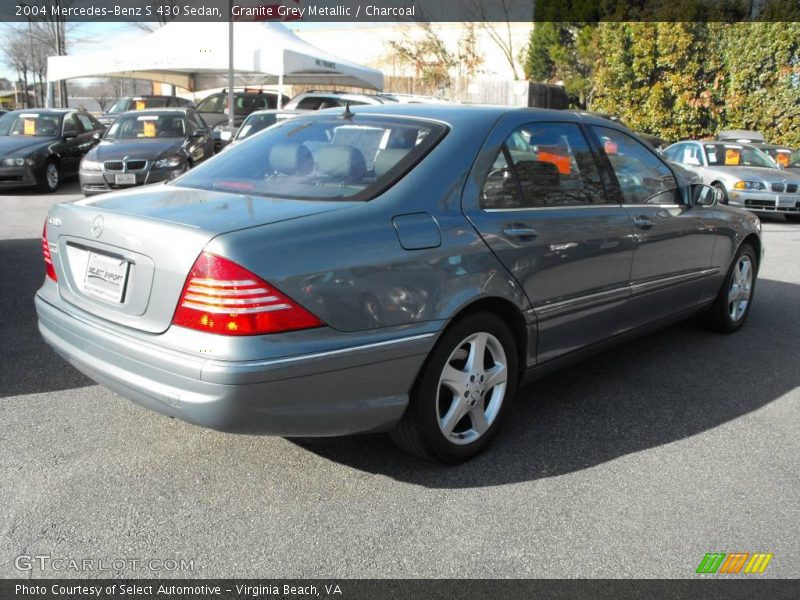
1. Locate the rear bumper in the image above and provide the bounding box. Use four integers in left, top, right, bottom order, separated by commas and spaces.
36, 293, 437, 436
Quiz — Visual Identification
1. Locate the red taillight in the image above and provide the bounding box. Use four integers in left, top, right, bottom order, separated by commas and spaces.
42, 221, 57, 281
172, 252, 323, 336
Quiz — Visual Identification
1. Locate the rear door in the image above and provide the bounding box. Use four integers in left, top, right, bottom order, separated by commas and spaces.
464, 119, 636, 364
589, 126, 717, 331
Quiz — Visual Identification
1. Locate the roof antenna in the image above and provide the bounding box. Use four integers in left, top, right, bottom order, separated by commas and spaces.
341, 101, 354, 119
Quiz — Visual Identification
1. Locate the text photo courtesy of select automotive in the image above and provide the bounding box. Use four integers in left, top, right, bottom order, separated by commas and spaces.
0, 7, 798, 593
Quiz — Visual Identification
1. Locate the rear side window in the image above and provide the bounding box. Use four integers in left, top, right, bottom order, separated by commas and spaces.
481, 122, 607, 209
177, 115, 448, 201
592, 126, 680, 205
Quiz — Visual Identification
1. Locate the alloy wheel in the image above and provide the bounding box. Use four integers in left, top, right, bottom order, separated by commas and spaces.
436, 331, 508, 445
46, 162, 59, 190
728, 254, 753, 322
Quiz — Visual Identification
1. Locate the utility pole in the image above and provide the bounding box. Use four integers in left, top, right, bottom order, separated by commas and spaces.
227, 2, 235, 132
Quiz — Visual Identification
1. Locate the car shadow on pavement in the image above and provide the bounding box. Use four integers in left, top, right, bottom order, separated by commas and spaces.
0, 237, 92, 398
291, 278, 800, 487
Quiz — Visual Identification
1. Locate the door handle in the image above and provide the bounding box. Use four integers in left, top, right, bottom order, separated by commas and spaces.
503, 227, 538, 239
633, 216, 654, 230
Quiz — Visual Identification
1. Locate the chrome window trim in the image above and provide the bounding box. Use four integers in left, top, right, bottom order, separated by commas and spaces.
483, 204, 618, 213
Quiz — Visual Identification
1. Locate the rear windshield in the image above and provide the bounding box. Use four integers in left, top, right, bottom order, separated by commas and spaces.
703, 144, 774, 168
176, 115, 447, 201
105, 113, 186, 139
0, 112, 62, 137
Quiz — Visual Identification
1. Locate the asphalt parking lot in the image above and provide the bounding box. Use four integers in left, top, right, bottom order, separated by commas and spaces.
0, 182, 798, 579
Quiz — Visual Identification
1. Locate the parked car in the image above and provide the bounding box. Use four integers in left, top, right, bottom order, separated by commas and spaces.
664, 140, 800, 222
37, 106, 761, 462
0, 108, 104, 192
217, 109, 303, 148
283, 91, 394, 111
715, 131, 799, 171
99, 95, 195, 127
79, 108, 214, 196
0, 109, 7, 118
195, 89, 290, 150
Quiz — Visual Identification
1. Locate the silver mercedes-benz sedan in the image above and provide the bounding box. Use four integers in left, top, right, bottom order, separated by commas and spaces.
36, 105, 762, 462
664, 140, 800, 222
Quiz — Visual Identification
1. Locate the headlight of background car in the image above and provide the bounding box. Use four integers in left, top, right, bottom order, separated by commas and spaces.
733, 181, 766, 190
81, 158, 102, 171
2, 157, 36, 167
155, 155, 183, 169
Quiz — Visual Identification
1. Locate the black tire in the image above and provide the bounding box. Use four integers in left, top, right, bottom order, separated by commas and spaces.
702, 243, 757, 333
785, 214, 800, 223
36, 159, 59, 193
712, 182, 728, 205
391, 312, 519, 463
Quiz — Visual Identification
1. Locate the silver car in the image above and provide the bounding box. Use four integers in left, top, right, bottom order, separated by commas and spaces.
664, 140, 800, 222
36, 106, 762, 462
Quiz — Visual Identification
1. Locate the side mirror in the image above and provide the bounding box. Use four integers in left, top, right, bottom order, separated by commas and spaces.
64, 129, 78, 139
685, 156, 701, 167
191, 129, 207, 138
690, 183, 720, 207
92, 132, 102, 142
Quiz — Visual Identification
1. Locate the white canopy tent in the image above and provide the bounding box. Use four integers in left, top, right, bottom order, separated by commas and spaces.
46, 21, 384, 103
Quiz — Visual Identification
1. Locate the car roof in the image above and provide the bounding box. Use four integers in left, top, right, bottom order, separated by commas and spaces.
304, 103, 616, 129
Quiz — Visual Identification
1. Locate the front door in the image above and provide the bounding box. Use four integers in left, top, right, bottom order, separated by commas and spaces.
463, 120, 636, 364
589, 126, 718, 331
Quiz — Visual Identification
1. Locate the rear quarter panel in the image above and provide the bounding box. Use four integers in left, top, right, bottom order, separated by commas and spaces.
205, 111, 530, 335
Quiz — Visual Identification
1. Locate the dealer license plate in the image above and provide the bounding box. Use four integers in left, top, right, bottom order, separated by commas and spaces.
82, 251, 129, 303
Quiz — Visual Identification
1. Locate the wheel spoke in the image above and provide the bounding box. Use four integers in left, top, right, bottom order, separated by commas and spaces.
440, 364, 467, 396
465, 333, 487, 373
728, 284, 739, 304
469, 406, 489, 435
483, 363, 507, 390
440, 399, 466, 437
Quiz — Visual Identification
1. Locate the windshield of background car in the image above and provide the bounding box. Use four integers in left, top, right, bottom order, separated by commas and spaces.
105, 113, 186, 139
0, 112, 62, 137
177, 115, 448, 200
763, 147, 798, 168
235, 113, 279, 141
703, 144, 774, 168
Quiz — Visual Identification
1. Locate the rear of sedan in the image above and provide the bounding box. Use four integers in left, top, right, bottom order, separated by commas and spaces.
80, 110, 194, 196
38, 109, 460, 437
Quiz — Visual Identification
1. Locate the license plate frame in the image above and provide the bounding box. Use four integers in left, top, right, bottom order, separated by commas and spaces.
114, 173, 136, 185
82, 251, 129, 303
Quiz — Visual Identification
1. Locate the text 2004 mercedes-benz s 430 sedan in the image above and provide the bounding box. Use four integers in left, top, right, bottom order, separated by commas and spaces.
36, 105, 762, 462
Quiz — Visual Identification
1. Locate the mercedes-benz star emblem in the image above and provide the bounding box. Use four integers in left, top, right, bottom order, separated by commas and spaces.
91, 215, 104, 238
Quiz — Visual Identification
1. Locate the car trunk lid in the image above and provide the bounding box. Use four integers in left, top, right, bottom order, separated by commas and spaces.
48, 184, 355, 333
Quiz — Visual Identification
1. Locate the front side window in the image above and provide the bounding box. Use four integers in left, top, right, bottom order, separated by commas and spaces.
592, 126, 680, 205
176, 115, 447, 201
76, 114, 96, 132
480, 122, 607, 209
